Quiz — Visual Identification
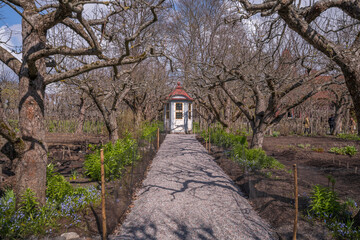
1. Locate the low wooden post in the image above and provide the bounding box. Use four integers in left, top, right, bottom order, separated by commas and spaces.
157, 128, 160, 151
355, 167, 358, 174
347, 162, 349, 169
85, 139, 89, 154
208, 131, 211, 153
100, 149, 107, 240
293, 164, 298, 240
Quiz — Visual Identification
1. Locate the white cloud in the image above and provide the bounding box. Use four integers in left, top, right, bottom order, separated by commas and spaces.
83, 2, 110, 20
0, 24, 22, 61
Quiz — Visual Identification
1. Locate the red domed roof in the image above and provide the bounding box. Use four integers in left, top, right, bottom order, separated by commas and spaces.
167, 82, 193, 101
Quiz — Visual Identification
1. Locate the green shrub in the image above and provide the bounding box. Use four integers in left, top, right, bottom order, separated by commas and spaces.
232, 144, 284, 170
307, 185, 360, 239
337, 133, 360, 141
272, 131, 280, 137
298, 143, 311, 149
84, 135, 139, 181
193, 122, 200, 133
46, 163, 73, 202
329, 146, 357, 156
203, 125, 282, 171
209, 126, 247, 148
308, 185, 342, 219
140, 121, 161, 142
200, 130, 209, 142
0, 189, 59, 238
343, 146, 358, 156
0, 165, 101, 239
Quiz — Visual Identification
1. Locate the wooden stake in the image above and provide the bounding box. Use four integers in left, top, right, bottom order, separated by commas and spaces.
339, 160, 341, 166
347, 162, 349, 169
293, 164, 298, 240
100, 149, 107, 240
208, 131, 211, 153
355, 167, 358, 174
157, 128, 160, 151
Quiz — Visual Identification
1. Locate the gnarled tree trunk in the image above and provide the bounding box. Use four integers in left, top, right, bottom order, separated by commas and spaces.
15, 17, 47, 204
75, 96, 86, 134
333, 104, 345, 135
105, 111, 119, 143
342, 64, 360, 136
250, 122, 267, 149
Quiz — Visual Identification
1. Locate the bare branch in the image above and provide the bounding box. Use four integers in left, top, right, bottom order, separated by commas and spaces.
302, 0, 360, 23
0, 87, 25, 157
2, 0, 35, 29
61, 18, 95, 47
44, 51, 149, 85
0, 45, 21, 75
3, 0, 22, 6
28, 46, 101, 63
36, 3, 59, 12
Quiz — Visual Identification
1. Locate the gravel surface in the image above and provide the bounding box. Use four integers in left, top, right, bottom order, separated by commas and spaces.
112, 134, 276, 240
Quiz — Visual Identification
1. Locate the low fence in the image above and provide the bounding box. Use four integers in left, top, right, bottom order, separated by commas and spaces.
195, 127, 360, 239
96, 130, 167, 238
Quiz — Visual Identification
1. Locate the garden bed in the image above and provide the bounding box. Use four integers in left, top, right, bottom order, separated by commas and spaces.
199, 134, 360, 239
0, 130, 165, 239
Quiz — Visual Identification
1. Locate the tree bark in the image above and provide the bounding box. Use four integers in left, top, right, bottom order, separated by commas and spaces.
106, 112, 119, 143
75, 96, 86, 134
250, 124, 266, 149
276, 7, 360, 136
342, 66, 360, 136
134, 110, 142, 130
333, 104, 345, 135
354, 210, 360, 228
15, 17, 47, 204
333, 115, 342, 135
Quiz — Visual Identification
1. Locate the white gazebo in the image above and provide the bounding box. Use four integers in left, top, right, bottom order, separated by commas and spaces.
164, 82, 193, 133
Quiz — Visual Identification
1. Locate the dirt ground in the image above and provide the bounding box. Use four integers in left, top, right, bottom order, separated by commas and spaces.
0, 133, 160, 238
1, 134, 359, 239
204, 135, 360, 240
262, 135, 360, 204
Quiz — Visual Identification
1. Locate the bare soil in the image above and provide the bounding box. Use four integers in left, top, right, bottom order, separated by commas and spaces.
0, 133, 161, 239
1, 133, 359, 239
200, 135, 360, 240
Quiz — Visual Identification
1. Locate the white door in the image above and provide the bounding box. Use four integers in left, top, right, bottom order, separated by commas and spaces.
173, 102, 184, 132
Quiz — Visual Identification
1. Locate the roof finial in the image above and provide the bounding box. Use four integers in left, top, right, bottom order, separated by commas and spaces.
177, 81, 181, 87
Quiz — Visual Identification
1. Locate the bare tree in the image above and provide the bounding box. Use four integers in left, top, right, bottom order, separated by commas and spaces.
73, 68, 132, 142
74, 91, 92, 134
0, 0, 164, 203
324, 82, 352, 135
193, 88, 241, 130
235, 0, 360, 135
213, 62, 333, 148
123, 59, 169, 129
165, 0, 240, 129
167, 0, 335, 147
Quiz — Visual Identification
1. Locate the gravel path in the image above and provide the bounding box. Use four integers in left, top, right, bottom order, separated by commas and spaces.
113, 134, 275, 240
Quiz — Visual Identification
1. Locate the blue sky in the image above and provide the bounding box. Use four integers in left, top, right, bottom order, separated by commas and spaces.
0, 5, 21, 26
0, 5, 22, 60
